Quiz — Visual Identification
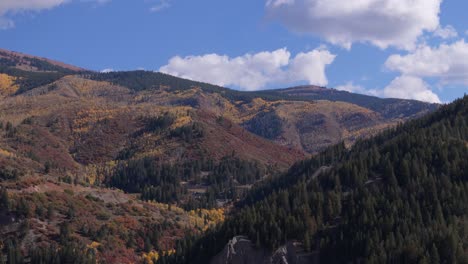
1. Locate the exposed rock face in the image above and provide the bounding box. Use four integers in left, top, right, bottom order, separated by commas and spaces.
211, 236, 318, 264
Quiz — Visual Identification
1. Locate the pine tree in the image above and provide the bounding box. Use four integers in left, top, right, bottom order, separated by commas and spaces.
430, 243, 440, 264
0, 188, 10, 210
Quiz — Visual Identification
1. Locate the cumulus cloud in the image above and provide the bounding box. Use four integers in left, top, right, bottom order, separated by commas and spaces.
382, 75, 440, 103
0, 0, 111, 28
336, 78, 440, 103
265, 0, 442, 50
433, 25, 458, 39
0, 0, 68, 15
159, 48, 336, 91
336, 82, 370, 94
288, 49, 336, 86
0, 0, 67, 28
380, 40, 468, 103
100, 68, 115, 73
385, 40, 468, 86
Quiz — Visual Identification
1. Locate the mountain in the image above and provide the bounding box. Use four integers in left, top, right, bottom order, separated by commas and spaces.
164, 95, 468, 264
0, 49, 86, 97
0, 50, 437, 154
0, 48, 85, 73
87, 71, 437, 154
0, 49, 441, 263
272, 85, 434, 119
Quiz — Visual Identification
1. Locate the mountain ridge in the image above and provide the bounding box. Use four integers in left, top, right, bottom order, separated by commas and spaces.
0, 48, 86, 73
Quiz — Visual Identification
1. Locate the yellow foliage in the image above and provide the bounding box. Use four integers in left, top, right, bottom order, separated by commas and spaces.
0, 73, 19, 95
142, 250, 176, 264
188, 208, 225, 231
216, 96, 283, 123
146, 201, 225, 232
0, 148, 14, 157
85, 162, 117, 185
162, 249, 176, 257
87, 241, 101, 249
148, 201, 186, 214
142, 251, 160, 264
171, 115, 192, 129
72, 107, 118, 133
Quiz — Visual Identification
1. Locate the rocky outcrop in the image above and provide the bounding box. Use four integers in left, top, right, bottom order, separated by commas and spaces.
211, 236, 318, 264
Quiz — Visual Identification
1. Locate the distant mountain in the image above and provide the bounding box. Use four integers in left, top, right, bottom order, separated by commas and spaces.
0, 48, 86, 73
0, 53, 437, 155
86, 71, 437, 153
273, 85, 437, 119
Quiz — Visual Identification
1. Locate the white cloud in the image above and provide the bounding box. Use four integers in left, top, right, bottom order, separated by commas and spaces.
342, 40, 468, 103
385, 40, 468, 86
382, 75, 440, 103
336, 77, 440, 103
0, 0, 68, 15
150, 0, 170, 12
433, 25, 458, 39
265, 0, 442, 50
159, 48, 336, 91
266, 0, 294, 7
100, 68, 114, 73
0, 0, 111, 29
288, 48, 336, 87
0, 0, 67, 28
336, 82, 368, 94
81, 0, 111, 6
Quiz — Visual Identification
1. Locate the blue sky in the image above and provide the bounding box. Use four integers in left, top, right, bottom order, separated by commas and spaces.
0, 0, 467, 103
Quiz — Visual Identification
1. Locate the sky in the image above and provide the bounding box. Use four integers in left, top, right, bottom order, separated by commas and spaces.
0, 0, 467, 103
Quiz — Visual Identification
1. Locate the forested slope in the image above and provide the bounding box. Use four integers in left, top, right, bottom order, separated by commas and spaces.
161, 95, 468, 264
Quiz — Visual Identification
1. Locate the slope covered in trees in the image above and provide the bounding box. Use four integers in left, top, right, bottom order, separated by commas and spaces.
160, 95, 468, 264
108, 154, 268, 209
